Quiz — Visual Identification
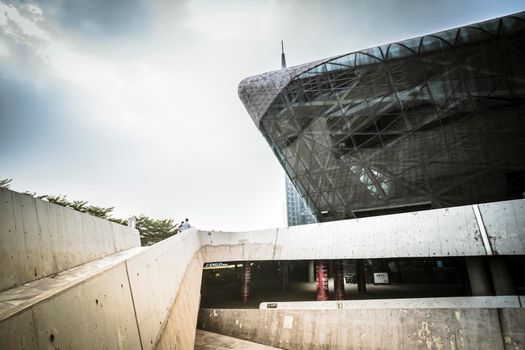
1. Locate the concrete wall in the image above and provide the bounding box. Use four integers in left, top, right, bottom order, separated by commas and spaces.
156, 252, 205, 349
199, 199, 525, 262
259, 296, 523, 310
0, 189, 140, 292
478, 200, 525, 255
0, 228, 203, 350
198, 308, 525, 350
125, 228, 202, 349
0, 263, 142, 350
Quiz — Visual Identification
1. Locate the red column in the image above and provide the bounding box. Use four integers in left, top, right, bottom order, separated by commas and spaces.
334, 260, 345, 300
315, 260, 329, 301
241, 262, 251, 303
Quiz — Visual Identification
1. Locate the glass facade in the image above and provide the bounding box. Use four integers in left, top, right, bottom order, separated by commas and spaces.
285, 175, 317, 226
239, 12, 525, 221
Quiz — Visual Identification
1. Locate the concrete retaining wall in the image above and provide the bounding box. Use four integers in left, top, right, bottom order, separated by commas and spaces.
0, 228, 203, 350
156, 252, 205, 349
0, 263, 142, 350
0, 189, 140, 292
259, 296, 523, 310
198, 308, 525, 349
199, 199, 525, 262
125, 228, 202, 349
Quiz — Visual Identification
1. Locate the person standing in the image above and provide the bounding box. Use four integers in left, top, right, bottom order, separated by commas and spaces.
181, 218, 191, 231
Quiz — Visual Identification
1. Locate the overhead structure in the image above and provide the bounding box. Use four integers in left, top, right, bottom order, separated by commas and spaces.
239, 12, 525, 221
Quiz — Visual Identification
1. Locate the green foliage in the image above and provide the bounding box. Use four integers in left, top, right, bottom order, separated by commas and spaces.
136, 215, 180, 246
41, 194, 70, 207
1, 178, 180, 246
0, 178, 12, 189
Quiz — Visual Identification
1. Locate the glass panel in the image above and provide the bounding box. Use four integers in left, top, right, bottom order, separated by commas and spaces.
456, 26, 491, 45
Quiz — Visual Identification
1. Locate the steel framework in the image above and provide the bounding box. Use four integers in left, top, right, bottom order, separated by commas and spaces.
239, 12, 525, 221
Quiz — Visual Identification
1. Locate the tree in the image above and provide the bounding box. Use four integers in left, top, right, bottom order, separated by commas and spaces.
0, 178, 12, 189
136, 215, 180, 246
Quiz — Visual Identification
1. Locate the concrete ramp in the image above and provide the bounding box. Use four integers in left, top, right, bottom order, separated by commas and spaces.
195, 330, 282, 349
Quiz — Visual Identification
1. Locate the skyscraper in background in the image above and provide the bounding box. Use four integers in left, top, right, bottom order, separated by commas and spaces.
285, 176, 317, 226
280, 41, 317, 227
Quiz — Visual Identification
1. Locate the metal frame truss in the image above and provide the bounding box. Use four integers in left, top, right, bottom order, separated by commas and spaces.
239, 12, 525, 221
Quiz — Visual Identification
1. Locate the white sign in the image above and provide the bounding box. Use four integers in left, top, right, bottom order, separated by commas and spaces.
373, 272, 389, 284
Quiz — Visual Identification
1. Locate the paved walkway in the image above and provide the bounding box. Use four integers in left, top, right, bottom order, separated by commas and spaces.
194, 329, 281, 349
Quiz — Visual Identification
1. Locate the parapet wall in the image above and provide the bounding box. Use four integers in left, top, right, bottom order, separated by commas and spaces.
199, 199, 525, 261
0, 228, 203, 350
198, 308, 525, 349
0, 188, 140, 292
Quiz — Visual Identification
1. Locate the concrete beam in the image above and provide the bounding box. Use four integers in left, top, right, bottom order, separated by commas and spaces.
199, 199, 525, 262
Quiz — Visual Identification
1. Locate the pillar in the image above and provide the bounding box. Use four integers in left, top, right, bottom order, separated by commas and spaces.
315, 260, 329, 301
465, 257, 491, 296
308, 261, 315, 283
333, 260, 345, 300
489, 256, 516, 295
241, 262, 251, 303
356, 260, 367, 293
280, 261, 289, 290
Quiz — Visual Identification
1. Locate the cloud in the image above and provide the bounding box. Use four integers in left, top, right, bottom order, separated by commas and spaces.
34, 0, 153, 39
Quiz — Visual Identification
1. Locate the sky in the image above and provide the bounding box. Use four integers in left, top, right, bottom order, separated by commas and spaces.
1, 0, 524, 231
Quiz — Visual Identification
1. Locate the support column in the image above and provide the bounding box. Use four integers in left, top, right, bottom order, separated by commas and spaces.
489, 256, 516, 295
315, 260, 329, 301
465, 257, 491, 296
333, 260, 345, 300
241, 262, 251, 303
280, 261, 289, 290
308, 261, 315, 283
356, 260, 367, 293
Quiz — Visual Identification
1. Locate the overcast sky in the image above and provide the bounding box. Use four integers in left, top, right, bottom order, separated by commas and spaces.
1, 0, 523, 231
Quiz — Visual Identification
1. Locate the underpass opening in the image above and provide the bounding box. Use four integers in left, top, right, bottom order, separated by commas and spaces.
199, 257, 474, 309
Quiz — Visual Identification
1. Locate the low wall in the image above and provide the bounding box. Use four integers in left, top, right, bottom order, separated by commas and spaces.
0, 263, 142, 349
259, 296, 523, 310
0, 228, 203, 350
156, 252, 205, 349
125, 228, 202, 349
198, 199, 525, 262
198, 308, 525, 349
0, 189, 140, 292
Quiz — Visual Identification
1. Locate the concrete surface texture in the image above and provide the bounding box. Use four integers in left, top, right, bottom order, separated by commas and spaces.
125, 229, 202, 349
0, 246, 145, 321
199, 199, 525, 262
259, 295, 523, 310
198, 308, 525, 349
0, 193, 524, 349
0, 189, 140, 292
0, 227, 203, 350
1, 264, 142, 350
195, 329, 282, 349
